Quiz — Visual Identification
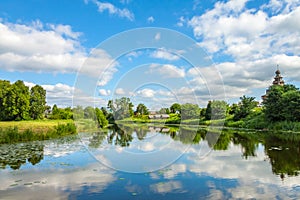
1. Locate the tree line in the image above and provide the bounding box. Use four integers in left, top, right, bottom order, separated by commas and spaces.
0, 79, 108, 128
0, 80, 46, 120
105, 84, 300, 129
105, 96, 229, 121
1, 79, 299, 130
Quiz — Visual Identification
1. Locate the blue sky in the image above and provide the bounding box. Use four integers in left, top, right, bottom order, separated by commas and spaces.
1, 0, 300, 109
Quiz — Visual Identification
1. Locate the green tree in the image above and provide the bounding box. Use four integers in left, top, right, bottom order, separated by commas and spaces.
0, 80, 11, 120
170, 103, 181, 114
50, 105, 73, 119
62, 107, 73, 119
101, 106, 114, 123
263, 85, 284, 121
107, 97, 134, 120
205, 101, 212, 120
84, 106, 96, 119
263, 84, 299, 122
29, 85, 46, 119
72, 106, 84, 119
229, 103, 238, 115
233, 96, 258, 121
135, 103, 149, 115
95, 107, 108, 128
206, 100, 227, 120
200, 107, 206, 119
181, 103, 201, 119
3, 80, 30, 120
281, 90, 300, 121
158, 107, 170, 114
101, 107, 108, 117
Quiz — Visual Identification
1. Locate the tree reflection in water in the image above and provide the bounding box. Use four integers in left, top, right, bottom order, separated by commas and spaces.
1, 124, 299, 178
231, 131, 260, 159
134, 126, 149, 140
101, 124, 300, 178
0, 142, 44, 170
107, 124, 133, 147
264, 134, 300, 178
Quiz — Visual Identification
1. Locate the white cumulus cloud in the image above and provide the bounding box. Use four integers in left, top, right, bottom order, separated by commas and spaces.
150, 48, 180, 61
91, 0, 134, 21
149, 64, 185, 78
185, 0, 300, 100
99, 89, 111, 96
147, 16, 155, 23
0, 20, 118, 87
136, 88, 156, 98
115, 88, 126, 95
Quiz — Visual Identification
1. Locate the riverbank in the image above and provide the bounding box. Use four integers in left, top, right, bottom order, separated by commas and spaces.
0, 120, 77, 144
116, 115, 300, 133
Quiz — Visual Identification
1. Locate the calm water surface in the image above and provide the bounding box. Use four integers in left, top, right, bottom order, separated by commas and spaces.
1, 124, 300, 199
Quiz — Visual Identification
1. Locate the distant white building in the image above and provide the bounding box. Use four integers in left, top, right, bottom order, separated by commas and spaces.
148, 111, 169, 119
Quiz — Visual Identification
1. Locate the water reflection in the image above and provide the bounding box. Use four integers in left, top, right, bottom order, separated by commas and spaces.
0, 142, 44, 170
107, 124, 133, 147
81, 124, 300, 178
0, 124, 300, 199
265, 135, 300, 177
1, 125, 300, 178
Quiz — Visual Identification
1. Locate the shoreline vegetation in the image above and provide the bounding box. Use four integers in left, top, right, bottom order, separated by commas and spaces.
117, 116, 300, 133
1, 118, 300, 144
0, 120, 76, 144
1, 78, 300, 144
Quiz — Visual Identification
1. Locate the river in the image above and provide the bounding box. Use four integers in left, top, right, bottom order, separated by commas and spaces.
1, 124, 300, 199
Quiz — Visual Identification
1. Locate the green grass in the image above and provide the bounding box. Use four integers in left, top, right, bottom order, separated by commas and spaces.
267, 121, 300, 133
0, 119, 73, 131
0, 120, 76, 144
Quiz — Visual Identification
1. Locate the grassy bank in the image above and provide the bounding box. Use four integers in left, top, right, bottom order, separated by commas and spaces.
0, 120, 77, 144
225, 113, 300, 133
116, 114, 300, 133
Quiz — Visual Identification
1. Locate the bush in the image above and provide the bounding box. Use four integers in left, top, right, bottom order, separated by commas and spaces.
181, 119, 200, 125
267, 121, 300, 132
55, 123, 77, 135
165, 114, 181, 124
243, 112, 267, 129
225, 120, 245, 128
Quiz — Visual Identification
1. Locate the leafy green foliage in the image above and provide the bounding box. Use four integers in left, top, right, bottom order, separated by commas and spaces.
95, 108, 108, 128
158, 107, 170, 114
181, 103, 201, 120
165, 114, 181, 124
263, 84, 300, 122
205, 101, 212, 120
281, 90, 300, 121
0, 80, 48, 121
170, 103, 181, 114
0, 80, 11, 120
2, 80, 31, 120
84, 106, 96, 119
29, 85, 46, 119
0, 122, 76, 144
50, 104, 73, 120
135, 103, 149, 115
205, 100, 227, 120
232, 95, 258, 121
108, 97, 134, 120
72, 106, 84, 119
